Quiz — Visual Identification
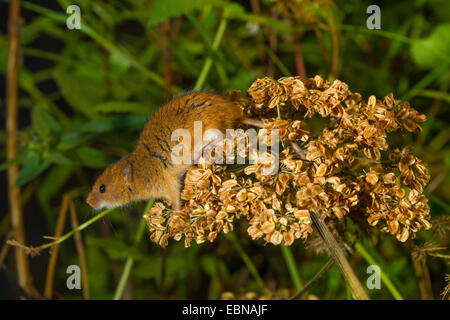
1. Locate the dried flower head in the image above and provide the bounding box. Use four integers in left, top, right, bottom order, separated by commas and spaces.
145, 75, 430, 247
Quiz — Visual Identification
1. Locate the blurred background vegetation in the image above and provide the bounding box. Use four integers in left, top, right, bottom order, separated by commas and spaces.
0, 0, 449, 300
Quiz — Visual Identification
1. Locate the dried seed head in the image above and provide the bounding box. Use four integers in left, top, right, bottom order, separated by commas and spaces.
145, 75, 430, 247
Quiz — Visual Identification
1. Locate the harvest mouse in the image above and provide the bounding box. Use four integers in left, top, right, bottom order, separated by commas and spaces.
86, 92, 257, 211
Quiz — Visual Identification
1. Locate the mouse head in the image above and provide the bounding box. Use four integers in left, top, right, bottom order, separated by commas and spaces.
87, 158, 133, 210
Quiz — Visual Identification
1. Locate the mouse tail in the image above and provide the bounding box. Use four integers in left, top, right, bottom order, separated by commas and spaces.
242, 118, 265, 128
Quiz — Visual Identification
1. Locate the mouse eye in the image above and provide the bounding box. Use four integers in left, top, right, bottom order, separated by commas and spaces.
99, 184, 106, 193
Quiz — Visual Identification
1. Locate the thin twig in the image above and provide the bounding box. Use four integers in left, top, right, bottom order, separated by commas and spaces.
8, 208, 115, 254
7, 0, 31, 295
292, 31, 306, 78
194, 13, 228, 90
44, 195, 70, 298
290, 258, 334, 300
409, 242, 434, 300
310, 211, 369, 300
313, 27, 330, 67
323, 6, 340, 78
69, 200, 90, 300
290, 142, 307, 160
263, 44, 290, 77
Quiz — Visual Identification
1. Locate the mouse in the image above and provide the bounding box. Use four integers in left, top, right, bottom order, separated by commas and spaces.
86, 91, 257, 211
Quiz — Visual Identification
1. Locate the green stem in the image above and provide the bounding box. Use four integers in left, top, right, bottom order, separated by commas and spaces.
401, 64, 450, 101
355, 242, 403, 300
339, 24, 413, 43
36, 208, 114, 251
194, 15, 228, 90
113, 199, 155, 300
280, 244, 302, 291
429, 194, 450, 212
340, 24, 450, 65
290, 258, 333, 300
227, 232, 264, 290
263, 45, 291, 77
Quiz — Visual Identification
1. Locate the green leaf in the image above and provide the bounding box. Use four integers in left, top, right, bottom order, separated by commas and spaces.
73, 115, 148, 134
0, 151, 26, 171
53, 69, 107, 117
148, 0, 223, 27
45, 151, 73, 165
37, 165, 73, 204
223, 2, 245, 16
75, 147, 115, 168
110, 51, 131, 74
32, 106, 61, 138
37, 165, 74, 229
15, 150, 51, 186
56, 131, 89, 151
411, 23, 450, 69
94, 101, 155, 114
57, 115, 148, 150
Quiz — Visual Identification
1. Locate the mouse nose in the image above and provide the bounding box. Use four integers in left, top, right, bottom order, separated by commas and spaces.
86, 193, 100, 209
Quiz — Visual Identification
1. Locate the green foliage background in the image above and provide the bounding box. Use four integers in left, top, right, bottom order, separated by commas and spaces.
0, 0, 449, 299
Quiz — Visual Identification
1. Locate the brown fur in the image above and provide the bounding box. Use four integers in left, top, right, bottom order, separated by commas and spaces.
87, 92, 243, 210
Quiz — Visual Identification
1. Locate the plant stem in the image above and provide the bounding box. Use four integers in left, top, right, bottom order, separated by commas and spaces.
402, 64, 450, 101
113, 200, 154, 300
290, 258, 334, 300
69, 200, 90, 300
355, 242, 403, 300
310, 212, 369, 300
227, 232, 264, 290
44, 195, 70, 298
6, 0, 31, 295
263, 44, 291, 77
339, 24, 413, 43
194, 14, 228, 90
280, 244, 302, 291
429, 194, 450, 212
8, 207, 115, 254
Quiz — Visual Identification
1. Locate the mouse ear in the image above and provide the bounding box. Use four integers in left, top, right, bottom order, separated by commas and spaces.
122, 160, 133, 183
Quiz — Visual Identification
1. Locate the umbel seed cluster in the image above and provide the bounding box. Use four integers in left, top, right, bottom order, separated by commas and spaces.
144, 75, 431, 247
